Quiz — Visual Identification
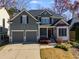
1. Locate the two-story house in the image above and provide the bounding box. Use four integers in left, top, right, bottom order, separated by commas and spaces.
8, 9, 69, 43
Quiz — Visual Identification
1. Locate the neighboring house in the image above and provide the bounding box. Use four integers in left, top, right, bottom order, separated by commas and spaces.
68, 18, 79, 41
0, 26, 8, 41
0, 17, 8, 43
0, 7, 10, 28
8, 9, 70, 43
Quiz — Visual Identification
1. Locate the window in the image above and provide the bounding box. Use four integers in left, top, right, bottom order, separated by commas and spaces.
59, 28, 67, 36
41, 17, 50, 24
51, 19, 54, 24
21, 15, 28, 24
40, 28, 47, 37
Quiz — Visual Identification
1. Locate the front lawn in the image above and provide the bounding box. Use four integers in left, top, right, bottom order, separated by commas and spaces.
40, 48, 74, 59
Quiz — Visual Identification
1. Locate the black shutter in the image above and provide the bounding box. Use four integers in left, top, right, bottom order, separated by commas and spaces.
27, 16, 29, 24
50, 17, 52, 24
39, 17, 41, 22
20, 16, 22, 23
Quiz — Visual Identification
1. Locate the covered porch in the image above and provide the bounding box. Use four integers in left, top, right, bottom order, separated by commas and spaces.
38, 25, 57, 42
37, 25, 69, 43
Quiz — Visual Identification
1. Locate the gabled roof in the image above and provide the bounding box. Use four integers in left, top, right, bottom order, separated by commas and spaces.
28, 9, 63, 18
39, 9, 53, 16
54, 19, 69, 26
8, 9, 38, 22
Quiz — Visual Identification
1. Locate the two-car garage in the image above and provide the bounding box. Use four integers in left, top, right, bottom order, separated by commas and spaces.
12, 30, 37, 43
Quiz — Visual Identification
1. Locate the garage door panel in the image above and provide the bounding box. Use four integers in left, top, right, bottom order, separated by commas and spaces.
26, 31, 37, 43
12, 32, 24, 43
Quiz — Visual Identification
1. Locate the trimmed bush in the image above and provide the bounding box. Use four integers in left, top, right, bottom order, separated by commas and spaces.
54, 45, 68, 51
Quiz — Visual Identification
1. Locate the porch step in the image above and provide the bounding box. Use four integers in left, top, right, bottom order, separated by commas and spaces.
50, 38, 56, 43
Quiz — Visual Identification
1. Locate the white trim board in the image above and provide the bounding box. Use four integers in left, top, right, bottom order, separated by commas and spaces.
57, 26, 69, 28
40, 25, 55, 28
26, 30, 37, 31
11, 30, 37, 32
11, 30, 24, 32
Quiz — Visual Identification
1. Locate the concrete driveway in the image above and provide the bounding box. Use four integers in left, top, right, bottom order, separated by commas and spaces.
0, 44, 41, 59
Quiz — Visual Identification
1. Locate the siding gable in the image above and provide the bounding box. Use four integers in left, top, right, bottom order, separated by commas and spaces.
10, 10, 38, 30
54, 19, 69, 26
11, 11, 37, 24
9, 10, 37, 22
39, 10, 52, 17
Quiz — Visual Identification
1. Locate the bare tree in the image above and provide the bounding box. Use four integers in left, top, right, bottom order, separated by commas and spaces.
66, 1, 79, 28
0, 0, 32, 10
15, 0, 32, 10
54, 0, 70, 15
54, 0, 79, 29
0, 0, 16, 9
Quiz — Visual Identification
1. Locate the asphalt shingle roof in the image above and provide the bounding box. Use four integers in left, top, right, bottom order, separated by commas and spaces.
28, 9, 62, 17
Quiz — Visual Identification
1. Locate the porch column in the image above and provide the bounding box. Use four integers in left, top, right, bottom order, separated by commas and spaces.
67, 27, 69, 40
37, 26, 40, 39
10, 31, 12, 43
47, 27, 48, 38
37, 22, 40, 40
9, 22, 13, 43
56, 27, 59, 38
24, 30, 26, 42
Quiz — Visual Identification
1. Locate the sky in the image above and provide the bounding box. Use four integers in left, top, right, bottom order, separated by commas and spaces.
27, 0, 54, 9
16, 0, 76, 20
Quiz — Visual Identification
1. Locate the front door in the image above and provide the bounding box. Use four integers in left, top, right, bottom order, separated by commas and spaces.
48, 28, 53, 38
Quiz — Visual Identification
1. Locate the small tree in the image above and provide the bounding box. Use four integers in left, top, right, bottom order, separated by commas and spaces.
7, 8, 17, 16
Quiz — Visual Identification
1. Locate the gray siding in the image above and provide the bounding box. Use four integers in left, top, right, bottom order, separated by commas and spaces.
10, 11, 38, 30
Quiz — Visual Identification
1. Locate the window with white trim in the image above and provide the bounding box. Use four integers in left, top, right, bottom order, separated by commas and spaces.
41, 17, 50, 24
22, 15, 27, 24
59, 28, 67, 36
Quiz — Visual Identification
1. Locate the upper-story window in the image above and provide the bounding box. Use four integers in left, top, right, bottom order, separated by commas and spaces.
41, 17, 50, 24
20, 15, 28, 24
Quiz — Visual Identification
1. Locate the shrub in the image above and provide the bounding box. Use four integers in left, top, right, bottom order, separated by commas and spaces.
69, 42, 79, 49
54, 45, 68, 51
72, 43, 79, 49
62, 43, 72, 48
56, 38, 63, 44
